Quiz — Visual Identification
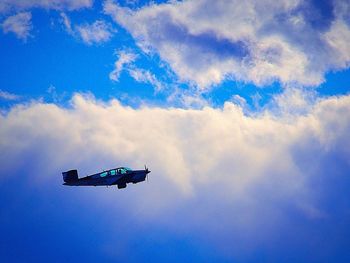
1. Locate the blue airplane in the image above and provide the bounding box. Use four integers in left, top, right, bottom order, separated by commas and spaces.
62, 166, 150, 189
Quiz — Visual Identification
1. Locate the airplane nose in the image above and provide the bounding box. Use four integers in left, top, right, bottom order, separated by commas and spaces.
144, 165, 151, 174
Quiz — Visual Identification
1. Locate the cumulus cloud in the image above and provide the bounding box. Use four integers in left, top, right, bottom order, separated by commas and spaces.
1, 90, 349, 203
0, 0, 92, 13
104, 0, 350, 89
1, 12, 32, 41
61, 13, 115, 45
1, 91, 350, 258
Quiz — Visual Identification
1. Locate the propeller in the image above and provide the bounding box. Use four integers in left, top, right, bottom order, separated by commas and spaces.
145, 164, 150, 182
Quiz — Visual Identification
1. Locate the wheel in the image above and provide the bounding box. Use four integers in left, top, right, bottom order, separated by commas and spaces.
117, 183, 127, 189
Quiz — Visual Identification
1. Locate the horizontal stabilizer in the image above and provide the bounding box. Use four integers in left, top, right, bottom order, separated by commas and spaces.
62, 169, 78, 183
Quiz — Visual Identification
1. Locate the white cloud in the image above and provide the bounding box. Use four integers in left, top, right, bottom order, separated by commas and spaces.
75, 20, 115, 45
166, 88, 210, 109
323, 19, 350, 69
0, 90, 20, 100
104, 0, 350, 89
267, 88, 318, 116
0, 1, 93, 41
1, 90, 349, 199
61, 13, 115, 45
128, 68, 164, 92
109, 50, 137, 81
109, 49, 165, 91
1, 91, 349, 256
0, 0, 92, 13
60, 12, 73, 35
1, 12, 32, 41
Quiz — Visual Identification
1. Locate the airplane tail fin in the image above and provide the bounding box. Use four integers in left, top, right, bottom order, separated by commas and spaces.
62, 169, 79, 183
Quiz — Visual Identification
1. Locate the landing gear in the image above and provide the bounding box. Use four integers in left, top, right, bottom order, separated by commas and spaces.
117, 183, 127, 189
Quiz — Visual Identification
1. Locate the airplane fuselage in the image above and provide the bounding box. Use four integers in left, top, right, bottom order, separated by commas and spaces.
62, 167, 150, 189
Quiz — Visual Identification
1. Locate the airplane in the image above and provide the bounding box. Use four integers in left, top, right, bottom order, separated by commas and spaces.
62, 166, 150, 189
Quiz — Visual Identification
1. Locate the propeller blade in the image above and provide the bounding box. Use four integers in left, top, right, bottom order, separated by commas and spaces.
144, 164, 150, 182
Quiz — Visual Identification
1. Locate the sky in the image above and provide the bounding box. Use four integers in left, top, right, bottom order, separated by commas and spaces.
0, 0, 350, 262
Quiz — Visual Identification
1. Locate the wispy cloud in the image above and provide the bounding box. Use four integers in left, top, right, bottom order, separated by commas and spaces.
60, 12, 73, 35
128, 68, 164, 92
0, 90, 20, 100
109, 49, 165, 92
166, 88, 210, 108
61, 12, 115, 45
0, 1, 93, 41
75, 20, 115, 45
1, 12, 32, 41
0, 0, 93, 14
109, 50, 137, 81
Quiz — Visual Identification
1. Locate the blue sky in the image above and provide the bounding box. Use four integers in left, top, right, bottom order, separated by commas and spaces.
1, 0, 350, 262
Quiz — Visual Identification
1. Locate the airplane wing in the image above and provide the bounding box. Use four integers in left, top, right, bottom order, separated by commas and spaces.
114, 173, 129, 184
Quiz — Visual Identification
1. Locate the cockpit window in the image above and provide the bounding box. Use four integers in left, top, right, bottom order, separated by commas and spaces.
100, 172, 108, 177
116, 168, 128, 174
110, 170, 116, 176
116, 167, 132, 174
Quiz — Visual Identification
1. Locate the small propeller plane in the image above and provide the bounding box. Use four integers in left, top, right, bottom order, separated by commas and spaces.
62, 166, 150, 189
